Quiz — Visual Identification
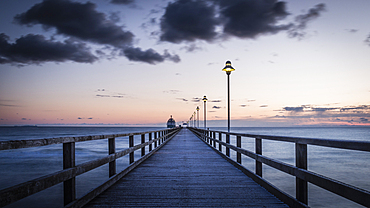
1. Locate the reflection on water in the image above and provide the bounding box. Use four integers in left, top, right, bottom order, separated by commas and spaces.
0, 126, 369, 208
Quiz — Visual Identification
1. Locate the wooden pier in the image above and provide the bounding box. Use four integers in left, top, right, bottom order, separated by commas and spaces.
84, 128, 288, 208
1, 127, 369, 208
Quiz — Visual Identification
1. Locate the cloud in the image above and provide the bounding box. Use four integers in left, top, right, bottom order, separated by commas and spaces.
240, 104, 247, 107
122, 47, 180, 64
210, 99, 221, 102
283, 106, 304, 112
96, 94, 110, 98
365, 34, 370, 46
219, 0, 291, 38
14, 0, 134, 47
212, 106, 221, 109
163, 90, 180, 94
159, 1, 325, 43
0, 33, 97, 65
160, 0, 218, 43
288, 3, 326, 39
192, 97, 202, 102
177, 98, 188, 102
110, 0, 134, 5
181, 43, 203, 52
260, 105, 268, 108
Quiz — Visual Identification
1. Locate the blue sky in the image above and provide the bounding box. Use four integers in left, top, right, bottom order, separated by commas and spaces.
0, 0, 369, 127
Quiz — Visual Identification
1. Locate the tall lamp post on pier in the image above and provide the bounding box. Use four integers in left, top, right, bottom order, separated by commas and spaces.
202, 95, 208, 129
222, 61, 235, 132
193, 111, 196, 128
196, 106, 200, 128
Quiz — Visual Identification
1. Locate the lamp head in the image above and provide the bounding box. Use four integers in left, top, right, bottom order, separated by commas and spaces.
196, 106, 200, 111
222, 60, 235, 75
202, 95, 208, 102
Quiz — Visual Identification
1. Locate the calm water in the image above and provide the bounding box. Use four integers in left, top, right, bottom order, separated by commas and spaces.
0, 126, 369, 208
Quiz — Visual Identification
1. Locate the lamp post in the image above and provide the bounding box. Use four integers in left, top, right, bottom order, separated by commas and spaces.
222, 60, 235, 132
193, 111, 196, 128
196, 106, 200, 128
202, 95, 208, 129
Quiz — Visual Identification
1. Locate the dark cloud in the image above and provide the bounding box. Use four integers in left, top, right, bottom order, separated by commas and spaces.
210, 100, 221, 102
96, 94, 110, 97
311, 107, 338, 112
160, 0, 218, 43
21, 118, 27, 120
122, 47, 180, 64
260, 105, 268, 108
219, 0, 291, 38
110, 0, 134, 5
0, 33, 97, 65
288, 3, 326, 39
159, 1, 325, 43
192, 97, 201, 102
14, 0, 134, 47
212, 106, 221, 109
240, 104, 247, 107
283, 106, 304, 112
365, 34, 370, 46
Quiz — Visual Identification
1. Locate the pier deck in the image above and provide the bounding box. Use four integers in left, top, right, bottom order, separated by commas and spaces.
84, 128, 288, 207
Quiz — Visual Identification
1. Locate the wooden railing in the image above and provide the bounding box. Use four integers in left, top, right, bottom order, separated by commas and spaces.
189, 127, 370, 208
0, 127, 181, 208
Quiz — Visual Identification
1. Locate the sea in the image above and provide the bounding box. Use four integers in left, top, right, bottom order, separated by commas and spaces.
0, 126, 369, 208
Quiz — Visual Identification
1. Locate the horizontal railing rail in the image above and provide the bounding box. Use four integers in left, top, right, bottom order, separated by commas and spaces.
189, 127, 370, 208
0, 127, 182, 208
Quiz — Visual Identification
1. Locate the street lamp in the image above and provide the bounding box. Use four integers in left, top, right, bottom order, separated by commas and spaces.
196, 106, 200, 128
222, 60, 235, 132
202, 95, 208, 129
193, 111, 196, 128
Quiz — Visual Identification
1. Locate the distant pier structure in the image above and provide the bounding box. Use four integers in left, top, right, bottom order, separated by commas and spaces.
166, 115, 176, 128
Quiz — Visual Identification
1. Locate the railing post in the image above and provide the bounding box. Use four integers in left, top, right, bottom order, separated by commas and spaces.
255, 138, 262, 177
296, 143, 308, 204
129, 135, 134, 164
237, 135, 241, 164
208, 131, 210, 144
149, 132, 152, 152
226, 134, 230, 157
218, 132, 222, 152
108, 137, 116, 177
141, 134, 145, 157
213, 132, 216, 148
63, 142, 75, 206
154, 132, 158, 148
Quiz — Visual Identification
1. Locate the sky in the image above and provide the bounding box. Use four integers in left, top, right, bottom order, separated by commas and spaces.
0, 0, 369, 127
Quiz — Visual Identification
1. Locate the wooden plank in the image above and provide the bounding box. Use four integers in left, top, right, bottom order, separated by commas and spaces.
84, 129, 288, 208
